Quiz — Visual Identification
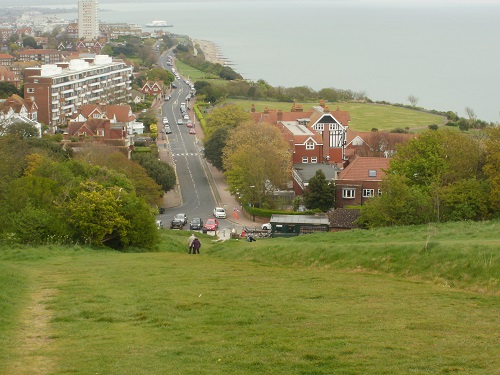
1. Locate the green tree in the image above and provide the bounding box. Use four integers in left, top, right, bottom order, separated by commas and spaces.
22, 36, 37, 48
66, 181, 129, 246
439, 179, 490, 221
205, 104, 252, 137
358, 174, 433, 228
303, 169, 335, 212
223, 121, 291, 208
203, 126, 230, 171
3, 121, 38, 138
0, 82, 19, 98
147, 67, 173, 84
484, 127, 500, 213
132, 153, 176, 192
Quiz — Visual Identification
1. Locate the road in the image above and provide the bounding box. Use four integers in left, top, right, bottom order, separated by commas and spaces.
155, 51, 232, 233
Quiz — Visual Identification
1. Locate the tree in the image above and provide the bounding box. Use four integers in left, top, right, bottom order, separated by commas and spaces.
3, 121, 38, 138
303, 169, 335, 212
22, 36, 37, 48
203, 126, 230, 171
132, 153, 176, 192
66, 181, 129, 246
147, 67, 173, 84
407, 95, 419, 107
223, 121, 291, 208
205, 104, 252, 137
483, 126, 500, 213
0, 82, 19, 98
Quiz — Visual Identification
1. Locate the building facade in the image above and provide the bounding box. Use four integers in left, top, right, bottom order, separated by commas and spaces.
23, 55, 132, 128
78, 0, 99, 40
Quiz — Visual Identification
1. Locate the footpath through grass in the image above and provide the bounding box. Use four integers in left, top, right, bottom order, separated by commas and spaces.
0, 221, 498, 374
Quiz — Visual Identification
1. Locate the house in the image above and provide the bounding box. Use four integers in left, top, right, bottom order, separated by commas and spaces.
69, 103, 144, 135
269, 214, 330, 237
141, 80, 165, 97
130, 89, 145, 104
66, 22, 79, 39
18, 49, 68, 64
75, 40, 103, 54
0, 66, 21, 89
335, 156, 390, 208
0, 54, 14, 67
65, 117, 131, 156
345, 130, 417, 159
292, 163, 339, 196
0, 94, 41, 137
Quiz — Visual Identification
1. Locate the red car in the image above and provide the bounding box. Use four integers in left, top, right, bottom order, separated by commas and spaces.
204, 218, 218, 231
189, 128, 196, 135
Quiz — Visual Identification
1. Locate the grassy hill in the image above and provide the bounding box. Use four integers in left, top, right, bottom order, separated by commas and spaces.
226, 99, 447, 132
1, 220, 498, 374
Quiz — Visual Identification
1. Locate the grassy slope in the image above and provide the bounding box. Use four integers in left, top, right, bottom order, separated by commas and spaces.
227, 99, 446, 132
0, 221, 498, 374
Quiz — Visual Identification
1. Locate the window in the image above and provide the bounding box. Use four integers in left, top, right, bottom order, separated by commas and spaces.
27, 88, 35, 93
302, 157, 308, 163
343, 188, 355, 199
378, 189, 382, 196
315, 123, 324, 132
363, 189, 375, 197
311, 157, 317, 163
306, 141, 314, 150
369, 170, 377, 177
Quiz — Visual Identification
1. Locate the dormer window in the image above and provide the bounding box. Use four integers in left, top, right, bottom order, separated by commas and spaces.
368, 170, 377, 177
306, 141, 314, 150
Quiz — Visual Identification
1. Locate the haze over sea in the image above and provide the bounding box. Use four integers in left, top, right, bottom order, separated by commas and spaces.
4, 0, 500, 122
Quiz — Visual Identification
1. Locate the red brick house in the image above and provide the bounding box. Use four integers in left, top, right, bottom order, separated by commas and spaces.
18, 49, 68, 64
66, 118, 129, 143
335, 156, 390, 208
345, 130, 417, 159
141, 80, 165, 97
0, 67, 20, 89
0, 54, 14, 67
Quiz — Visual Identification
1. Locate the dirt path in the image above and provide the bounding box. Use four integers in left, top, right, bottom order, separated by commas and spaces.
4, 281, 58, 374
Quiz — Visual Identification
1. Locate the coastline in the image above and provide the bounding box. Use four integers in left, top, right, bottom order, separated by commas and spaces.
193, 39, 227, 66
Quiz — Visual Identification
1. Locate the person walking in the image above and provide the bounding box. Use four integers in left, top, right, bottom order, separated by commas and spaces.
188, 233, 196, 254
192, 237, 201, 254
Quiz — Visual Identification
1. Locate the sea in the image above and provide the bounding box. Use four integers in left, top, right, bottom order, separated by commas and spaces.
4, 0, 500, 122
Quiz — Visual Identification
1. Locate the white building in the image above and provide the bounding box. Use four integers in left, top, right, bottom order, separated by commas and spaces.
78, 0, 99, 40
23, 55, 133, 128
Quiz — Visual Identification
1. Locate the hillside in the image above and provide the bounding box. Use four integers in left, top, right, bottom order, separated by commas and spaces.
1, 220, 498, 373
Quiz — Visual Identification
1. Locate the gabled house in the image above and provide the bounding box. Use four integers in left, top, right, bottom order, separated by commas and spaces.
0, 94, 41, 137
66, 22, 79, 39
335, 156, 390, 208
69, 103, 144, 135
141, 80, 165, 97
345, 130, 417, 159
0, 66, 21, 89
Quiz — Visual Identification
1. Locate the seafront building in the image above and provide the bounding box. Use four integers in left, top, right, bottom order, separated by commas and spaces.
78, 0, 99, 40
23, 55, 132, 129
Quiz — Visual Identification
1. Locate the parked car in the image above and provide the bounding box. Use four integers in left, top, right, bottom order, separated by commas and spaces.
189, 128, 196, 135
261, 223, 272, 230
204, 218, 218, 231
190, 217, 203, 230
175, 213, 188, 225
165, 126, 172, 134
186, 120, 193, 128
162, 117, 169, 124
170, 217, 183, 230
177, 119, 184, 125
213, 207, 227, 219
183, 114, 189, 120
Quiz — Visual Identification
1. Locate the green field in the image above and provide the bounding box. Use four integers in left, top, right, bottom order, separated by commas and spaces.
1, 220, 498, 374
227, 99, 447, 132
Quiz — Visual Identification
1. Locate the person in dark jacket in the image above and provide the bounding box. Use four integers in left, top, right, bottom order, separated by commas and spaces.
192, 238, 201, 254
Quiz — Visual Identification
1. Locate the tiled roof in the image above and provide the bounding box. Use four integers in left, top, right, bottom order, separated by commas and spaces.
106, 105, 135, 122
338, 156, 390, 181
0, 54, 14, 59
21, 49, 61, 55
329, 209, 361, 229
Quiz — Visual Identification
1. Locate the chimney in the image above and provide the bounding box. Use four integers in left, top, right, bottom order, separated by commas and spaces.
251, 104, 255, 113
277, 110, 283, 122
319, 99, 325, 108
324, 105, 330, 113
264, 106, 269, 114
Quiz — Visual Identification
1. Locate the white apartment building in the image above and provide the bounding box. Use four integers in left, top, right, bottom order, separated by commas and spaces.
24, 55, 133, 128
78, 0, 99, 40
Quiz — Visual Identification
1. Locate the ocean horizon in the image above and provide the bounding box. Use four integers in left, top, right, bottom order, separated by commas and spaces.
4, 0, 500, 122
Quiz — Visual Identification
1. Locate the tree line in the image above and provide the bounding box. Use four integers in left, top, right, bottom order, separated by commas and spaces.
0, 125, 176, 249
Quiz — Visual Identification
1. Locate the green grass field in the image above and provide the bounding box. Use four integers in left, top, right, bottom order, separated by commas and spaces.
227, 99, 447, 132
1, 220, 498, 374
